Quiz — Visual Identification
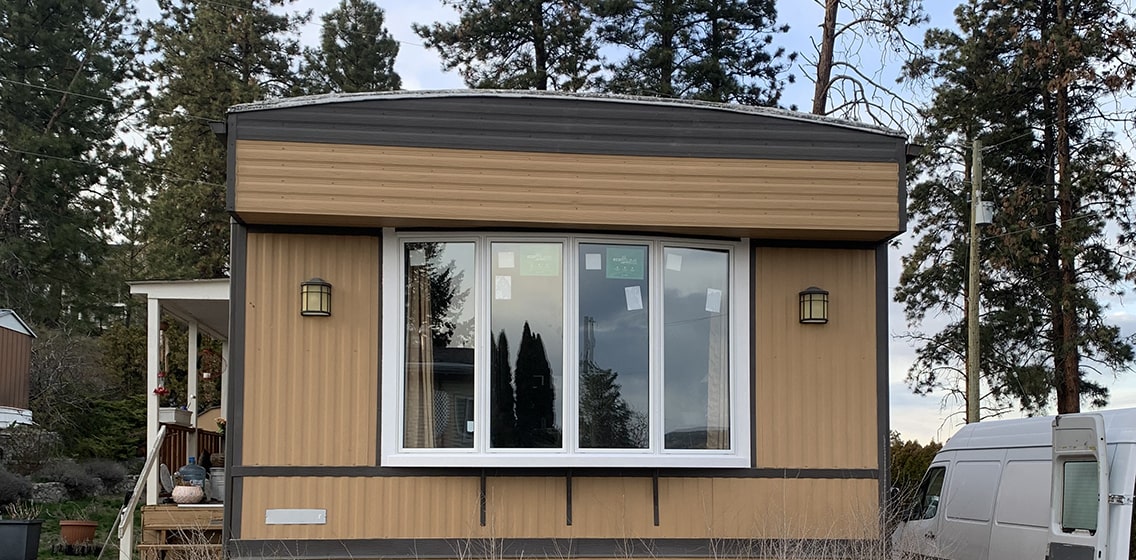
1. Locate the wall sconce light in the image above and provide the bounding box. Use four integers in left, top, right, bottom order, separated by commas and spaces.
799, 286, 829, 324
301, 278, 332, 317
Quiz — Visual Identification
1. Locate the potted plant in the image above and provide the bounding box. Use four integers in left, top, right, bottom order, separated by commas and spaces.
0, 501, 42, 560
58, 504, 97, 547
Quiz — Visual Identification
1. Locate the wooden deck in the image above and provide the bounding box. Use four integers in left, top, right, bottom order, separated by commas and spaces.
140, 505, 223, 560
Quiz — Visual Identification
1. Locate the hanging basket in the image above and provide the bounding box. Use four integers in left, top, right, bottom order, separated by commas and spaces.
199, 348, 225, 380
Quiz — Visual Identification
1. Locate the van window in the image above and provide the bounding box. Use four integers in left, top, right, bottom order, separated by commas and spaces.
1062, 460, 1098, 532
944, 461, 1001, 522
915, 466, 946, 520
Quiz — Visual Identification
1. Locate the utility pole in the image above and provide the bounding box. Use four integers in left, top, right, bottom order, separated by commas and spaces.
967, 138, 982, 424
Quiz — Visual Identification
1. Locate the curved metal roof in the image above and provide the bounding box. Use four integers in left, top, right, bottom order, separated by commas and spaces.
228, 89, 907, 139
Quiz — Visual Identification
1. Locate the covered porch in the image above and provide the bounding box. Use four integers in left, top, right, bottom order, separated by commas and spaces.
125, 279, 230, 560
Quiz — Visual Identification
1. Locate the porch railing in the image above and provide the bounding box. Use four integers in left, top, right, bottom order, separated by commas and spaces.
160, 424, 223, 471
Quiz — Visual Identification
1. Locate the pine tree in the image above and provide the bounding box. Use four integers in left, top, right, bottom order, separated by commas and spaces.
143, 0, 307, 279
0, 0, 138, 328
302, 0, 401, 94
597, 0, 795, 105
413, 0, 602, 91
490, 331, 517, 446
898, 0, 1136, 415
579, 367, 637, 447
513, 323, 558, 447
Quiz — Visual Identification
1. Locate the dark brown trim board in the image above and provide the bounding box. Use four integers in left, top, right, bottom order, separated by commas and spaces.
875, 244, 891, 519
229, 466, 879, 479
230, 537, 880, 559
227, 221, 248, 541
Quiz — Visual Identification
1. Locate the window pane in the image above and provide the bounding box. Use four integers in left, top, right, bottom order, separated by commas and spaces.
403, 242, 476, 448
1062, 461, 1099, 532
578, 243, 649, 449
663, 247, 730, 449
490, 242, 563, 448
917, 467, 946, 520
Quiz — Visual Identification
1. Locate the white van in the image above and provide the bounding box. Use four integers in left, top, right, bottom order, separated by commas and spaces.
892, 409, 1136, 560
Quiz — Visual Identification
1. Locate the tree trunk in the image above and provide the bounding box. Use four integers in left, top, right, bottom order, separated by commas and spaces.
530, 1, 549, 90
659, 0, 677, 97
812, 0, 839, 115
1054, 0, 1080, 413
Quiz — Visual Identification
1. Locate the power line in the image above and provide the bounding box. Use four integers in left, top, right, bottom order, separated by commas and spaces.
980, 212, 1101, 241
0, 145, 228, 190
0, 77, 122, 104
978, 131, 1036, 152
0, 77, 225, 124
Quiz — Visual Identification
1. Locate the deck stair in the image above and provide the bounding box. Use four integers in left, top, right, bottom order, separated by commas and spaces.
138, 505, 223, 560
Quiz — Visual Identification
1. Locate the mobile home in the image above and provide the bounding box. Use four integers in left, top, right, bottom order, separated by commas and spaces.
146, 91, 911, 559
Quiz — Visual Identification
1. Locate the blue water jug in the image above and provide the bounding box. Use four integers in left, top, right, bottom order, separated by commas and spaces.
178, 457, 207, 488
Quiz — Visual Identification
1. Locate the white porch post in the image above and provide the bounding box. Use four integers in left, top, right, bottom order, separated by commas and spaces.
187, 320, 199, 461
146, 298, 161, 505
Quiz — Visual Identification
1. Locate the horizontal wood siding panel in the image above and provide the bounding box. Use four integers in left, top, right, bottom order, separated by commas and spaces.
754, 248, 878, 469
234, 141, 900, 239
242, 233, 380, 466
238, 476, 877, 540
0, 329, 30, 409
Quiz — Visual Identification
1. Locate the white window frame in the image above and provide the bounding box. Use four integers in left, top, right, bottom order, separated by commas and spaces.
380, 228, 751, 468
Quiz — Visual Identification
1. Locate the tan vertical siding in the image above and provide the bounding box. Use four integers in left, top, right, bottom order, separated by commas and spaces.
234, 141, 900, 240
242, 233, 380, 466
754, 247, 878, 469
238, 476, 877, 541
0, 328, 31, 409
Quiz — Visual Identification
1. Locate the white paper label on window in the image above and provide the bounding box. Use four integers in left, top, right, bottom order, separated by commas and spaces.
498, 251, 515, 269
625, 286, 644, 311
585, 253, 602, 270
666, 253, 683, 271
409, 249, 426, 266
495, 276, 512, 300
705, 288, 722, 313
466, 420, 475, 433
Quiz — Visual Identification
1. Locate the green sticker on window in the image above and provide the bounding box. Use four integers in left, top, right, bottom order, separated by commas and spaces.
606, 246, 645, 280
519, 245, 561, 276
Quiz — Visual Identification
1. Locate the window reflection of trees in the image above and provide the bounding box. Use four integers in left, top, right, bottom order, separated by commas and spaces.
404, 242, 474, 449
491, 323, 561, 448
580, 368, 648, 448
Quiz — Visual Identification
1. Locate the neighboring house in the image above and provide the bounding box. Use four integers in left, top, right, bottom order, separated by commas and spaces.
0, 310, 36, 427
220, 91, 909, 559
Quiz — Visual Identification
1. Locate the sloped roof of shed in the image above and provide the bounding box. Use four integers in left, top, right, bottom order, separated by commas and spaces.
229, 89, 906, 139
0, 310, 35, 338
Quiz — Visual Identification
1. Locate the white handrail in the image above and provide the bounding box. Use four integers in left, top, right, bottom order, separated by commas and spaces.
117, 425, 167, 560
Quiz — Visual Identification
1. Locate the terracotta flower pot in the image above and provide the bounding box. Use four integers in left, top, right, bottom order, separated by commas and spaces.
59, 520, 97, 545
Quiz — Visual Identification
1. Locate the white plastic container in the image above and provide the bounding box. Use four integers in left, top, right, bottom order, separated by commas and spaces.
209, 467, 225, 502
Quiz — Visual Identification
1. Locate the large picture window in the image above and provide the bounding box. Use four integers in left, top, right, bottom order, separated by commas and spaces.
381, 231, 750, 468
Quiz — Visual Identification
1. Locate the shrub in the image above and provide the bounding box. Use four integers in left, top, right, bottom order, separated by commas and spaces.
83, 459, 126, 488
0, 424, 62, 475
0, 467, 33, 505
35, 459, 101, 499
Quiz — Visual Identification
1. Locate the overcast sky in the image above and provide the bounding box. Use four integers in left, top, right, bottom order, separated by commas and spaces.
137, 0, 1136, 444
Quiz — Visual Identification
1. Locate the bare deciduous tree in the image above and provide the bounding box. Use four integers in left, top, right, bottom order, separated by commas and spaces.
805, 0, 927, 133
